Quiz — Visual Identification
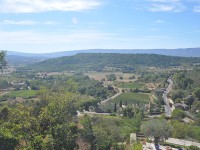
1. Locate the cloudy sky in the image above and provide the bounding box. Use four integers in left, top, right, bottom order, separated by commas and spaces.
0, 0, 200, 53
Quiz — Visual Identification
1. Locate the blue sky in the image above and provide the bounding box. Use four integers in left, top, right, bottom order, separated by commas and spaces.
0, 0, 200, 53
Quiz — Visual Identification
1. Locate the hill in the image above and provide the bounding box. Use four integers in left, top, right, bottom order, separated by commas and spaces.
27, 53, 200, 72
6, 55, 48, 66
6, 48, 200, 58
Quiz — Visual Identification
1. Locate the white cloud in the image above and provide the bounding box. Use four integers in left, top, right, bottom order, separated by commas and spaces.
149, 0, 180, 2
0, 20, 38, 25
72, 17, 78, 24
0, 30, 115, 45
132, 0, 186, 12
0, 0, 101, 13
0, 19, 59, 25
43, 21, 59, 25
149, 3, 185, 12
149, 4, 175, 11
156, 19, 165, 23
194, 6, 200, 12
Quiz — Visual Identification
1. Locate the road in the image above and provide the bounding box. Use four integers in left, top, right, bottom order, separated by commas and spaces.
143, 142, 178, 150
163, 76, 173, 117
77, 110, 110, 116
166, 138, 200, 148
100, 89, 122, 105
77, 87, 122, 116
143, 138, 200, 149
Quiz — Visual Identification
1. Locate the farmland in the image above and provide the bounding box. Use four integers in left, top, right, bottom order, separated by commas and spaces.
115, 81, 145, 89
0, 90, 37, 102
85, 72, 138, 82
111, 92, 150, 105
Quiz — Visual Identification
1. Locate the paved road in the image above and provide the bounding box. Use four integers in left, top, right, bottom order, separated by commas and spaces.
77, 110, 110, 116
163, 76, 173, 117
143, 142, 178, 150
144, 138, 200, 149
167, 138, 200, 148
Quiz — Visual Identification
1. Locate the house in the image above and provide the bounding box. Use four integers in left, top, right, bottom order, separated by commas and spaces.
174, 103, 189, 111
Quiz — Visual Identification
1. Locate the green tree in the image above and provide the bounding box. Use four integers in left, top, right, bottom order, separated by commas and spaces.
132, 142, 142, 150
0, 51, 6, 71
123, 106, 135, 118
114, 103, 117, 112
187, 145, 200, 150
171, 121, 187, 139
171, 109, 186, 121
0, 80, 9, 90
141, 119, 172, 144
106, 74, 116, 81
185, 96, 195, 109
194, 88, 200, 100
119, 100, 123, 108
80, 115, 96, 149
0, 128, 18, 150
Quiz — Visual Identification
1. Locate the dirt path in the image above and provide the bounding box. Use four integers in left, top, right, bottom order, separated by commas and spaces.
100, 88, 122, 105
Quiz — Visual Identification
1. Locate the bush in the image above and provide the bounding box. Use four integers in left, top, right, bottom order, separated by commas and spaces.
187, 145, 200, 150
132, 142, 142, 150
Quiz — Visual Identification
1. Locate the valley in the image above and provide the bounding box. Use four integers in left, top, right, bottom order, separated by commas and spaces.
1, 51, 200, 149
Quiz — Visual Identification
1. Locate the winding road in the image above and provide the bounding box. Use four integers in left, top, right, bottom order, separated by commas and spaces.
163, 76, 174, 117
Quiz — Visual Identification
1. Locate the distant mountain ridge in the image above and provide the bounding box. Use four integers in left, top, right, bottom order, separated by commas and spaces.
6, 55, 47, 66
6, 48, 200, 58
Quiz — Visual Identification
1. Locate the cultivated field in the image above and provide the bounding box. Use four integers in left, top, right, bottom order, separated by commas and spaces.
111, 92, 150, 105
85, 71, 139, 82
115, 81, 145, 89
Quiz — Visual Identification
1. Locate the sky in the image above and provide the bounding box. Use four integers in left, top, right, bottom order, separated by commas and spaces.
0, 0, 200, 53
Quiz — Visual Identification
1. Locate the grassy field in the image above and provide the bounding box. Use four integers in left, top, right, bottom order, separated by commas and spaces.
6, 90, 37, 99
85, 72, 137, 82
111, 92, 150, 104
116, 82, 144, 89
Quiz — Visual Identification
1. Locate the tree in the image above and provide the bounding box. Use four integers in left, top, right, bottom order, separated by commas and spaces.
119, 100, 122, 108
0, 128, 18, 150
171, 109, 186, 121
141, 119, 172, 144
171, 90, 185, 101
114, 103, 117, 112
0, 51, 6, 71
80, 115, 96, 149
187, 145, 200, 150
132, 142, 142, 150
123, 107, 135, 118
185, 96, 195, 108
106, 74, 116, 81
171, 121, 187, 139
194, 88, 200, 100
0, 80, 9, 90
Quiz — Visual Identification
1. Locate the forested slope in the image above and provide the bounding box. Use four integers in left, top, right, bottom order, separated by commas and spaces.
27, 53, 200, 72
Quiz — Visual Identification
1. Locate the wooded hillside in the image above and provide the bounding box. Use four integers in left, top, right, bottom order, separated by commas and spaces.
27, 53, 200, 72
